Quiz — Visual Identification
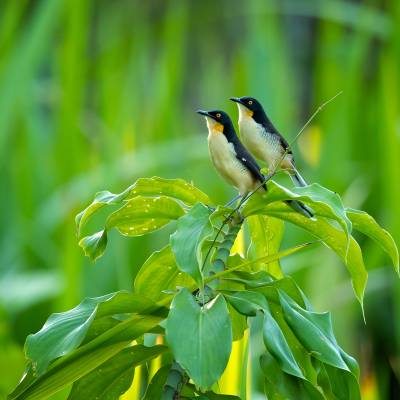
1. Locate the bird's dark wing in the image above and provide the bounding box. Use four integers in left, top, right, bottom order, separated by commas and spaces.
233, 139, 266, 188
260, 117, 293, 155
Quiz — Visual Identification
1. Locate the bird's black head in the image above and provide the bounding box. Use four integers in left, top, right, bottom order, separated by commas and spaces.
230, 96, 263, 115
196, 109, 235, 136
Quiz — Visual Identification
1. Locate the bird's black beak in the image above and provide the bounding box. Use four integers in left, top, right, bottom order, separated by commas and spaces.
230, 97, 243, 105
196, 109, 211, 117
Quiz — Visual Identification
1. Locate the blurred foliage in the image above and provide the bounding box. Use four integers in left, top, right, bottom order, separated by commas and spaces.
0, 0, 399, 398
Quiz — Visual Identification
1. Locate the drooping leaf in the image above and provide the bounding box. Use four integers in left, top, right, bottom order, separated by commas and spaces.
225, 291, 269, 317
25, 291, 161, 376
263, 305, 304, 379
260, 353, 324, 400
226, 291, 303, 379
245, 201, 367, 307
346, 208, 399, 275
134, 245, 195, 302
321, 363, 361, 400
68, 345, 167, 400
165, 289, 232, 389
107, 195, 184, 236
170, 203, 214, 286
78, 230, 108, 262
279, 291, 350, 371
244, 181, 353, 254
10, 314, 163, 400
75, 190, 128, 238
247, 215, 284, 277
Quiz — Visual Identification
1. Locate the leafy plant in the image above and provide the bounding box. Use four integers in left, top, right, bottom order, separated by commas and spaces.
9, 176, 398, 399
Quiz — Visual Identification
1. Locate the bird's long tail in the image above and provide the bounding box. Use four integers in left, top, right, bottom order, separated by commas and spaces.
290, 167, 308, 187
285, 200, 314, 219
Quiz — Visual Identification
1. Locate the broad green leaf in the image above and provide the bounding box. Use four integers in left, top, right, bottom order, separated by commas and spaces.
223, 270, 274, 288
243, 181, 352, 256
165, 289, 232, 389
260, 353, 324, 400
68, 345, 167, 400
247, 215, 284, 278
247, 202, 367, 307
142, 364, 171, 400
126, 176, 211, 205
346, 208, 399, 275
107, 195, 184, 236
25, 291, 161, 376
170, 203, 214, 286
134, 245, 195, 302
225, 291, 269, 317
75, 177, 210, 237
279, 291, 349, 371
26, 292, 115, 376
78, 230, 107, 262
10, 314, 162, 400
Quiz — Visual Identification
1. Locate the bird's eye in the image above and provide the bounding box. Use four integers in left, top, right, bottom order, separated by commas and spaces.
248, 100, 253, 105
216, 113, 221, 118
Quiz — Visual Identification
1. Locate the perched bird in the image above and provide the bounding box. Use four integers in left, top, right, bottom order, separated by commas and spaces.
230, 96, 308, 187
196, 109, 313, 217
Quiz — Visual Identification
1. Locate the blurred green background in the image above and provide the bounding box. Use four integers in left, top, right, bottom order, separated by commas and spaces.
0, 0, 399, 398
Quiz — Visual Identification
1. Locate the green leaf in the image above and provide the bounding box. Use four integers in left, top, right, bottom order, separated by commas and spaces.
321, 363, 361, 400
244, 181, 352, 257
134, 245, 195, 302
25, 291, 161, 376
107, 195, 184, 236
78, 230, 108, 262
226, 291, 303, 379
263, 306, 304, 379
126, 176, 211, 205
165, 289, 232, 389
10, 314, 163, 400
75, 177, 210, 237
68, 345, 167, 400
279, 291, 350, 371
247, 201, 367, 307
142, 364, 171, 400
247, 215, 284, 278
347, 208, 399, 275
260, 353, 324, 400
225, 291, 269, 317
75, 190, 127, 238
170, 203, 214, 286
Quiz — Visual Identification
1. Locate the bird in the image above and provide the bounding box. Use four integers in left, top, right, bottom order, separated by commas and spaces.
196, 109, 313, 218
230, 96, 308, 187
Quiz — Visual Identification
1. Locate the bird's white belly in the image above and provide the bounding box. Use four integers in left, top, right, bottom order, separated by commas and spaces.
208, 132, 255, 195
239, 117, 282, 168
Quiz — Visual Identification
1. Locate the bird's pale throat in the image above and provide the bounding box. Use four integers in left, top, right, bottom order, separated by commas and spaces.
206, 118, 224, 133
